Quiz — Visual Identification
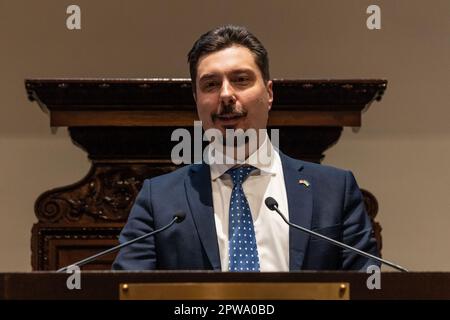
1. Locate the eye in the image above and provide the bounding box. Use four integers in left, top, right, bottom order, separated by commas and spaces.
233, 75, 250, 85
202, 80, 220, 91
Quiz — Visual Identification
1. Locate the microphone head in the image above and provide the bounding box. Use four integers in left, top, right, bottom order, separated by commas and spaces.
265, 197, 278, 211
174, 211, 186, 223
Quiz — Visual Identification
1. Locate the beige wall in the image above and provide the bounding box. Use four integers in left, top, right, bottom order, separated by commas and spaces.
0, 0, 449, 271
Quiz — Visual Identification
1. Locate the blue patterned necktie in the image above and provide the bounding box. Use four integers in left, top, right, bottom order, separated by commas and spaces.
227, 166, 260, 272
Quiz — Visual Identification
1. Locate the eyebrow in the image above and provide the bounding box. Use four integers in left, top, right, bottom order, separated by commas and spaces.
198, 73, 218, 83
198, 69, 255, 82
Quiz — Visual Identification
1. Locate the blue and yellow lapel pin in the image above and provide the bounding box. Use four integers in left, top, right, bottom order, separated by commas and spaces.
298, 179, 310, 187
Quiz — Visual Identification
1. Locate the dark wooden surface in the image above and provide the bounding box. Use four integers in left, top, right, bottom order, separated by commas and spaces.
25, 78, 386, 271
1, 272, 448, 300
25, 78, 387, 127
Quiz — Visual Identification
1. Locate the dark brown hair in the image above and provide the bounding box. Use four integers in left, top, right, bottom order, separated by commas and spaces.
187, 25, 270, 93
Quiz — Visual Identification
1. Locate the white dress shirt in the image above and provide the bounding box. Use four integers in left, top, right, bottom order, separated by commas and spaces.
208, 135, 290, 271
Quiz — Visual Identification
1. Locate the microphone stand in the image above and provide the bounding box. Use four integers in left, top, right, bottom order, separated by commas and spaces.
57, 215, 182, 273
266, 198, 408, 272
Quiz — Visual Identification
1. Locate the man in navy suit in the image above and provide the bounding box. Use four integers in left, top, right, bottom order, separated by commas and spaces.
112, 25, 379, 271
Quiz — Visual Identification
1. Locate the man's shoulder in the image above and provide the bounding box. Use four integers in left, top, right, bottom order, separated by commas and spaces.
279, 152, 361, 199
280, 152, 350, 178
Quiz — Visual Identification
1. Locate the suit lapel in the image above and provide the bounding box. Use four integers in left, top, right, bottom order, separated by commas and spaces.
280, 153, 313, 271
184, 164, 221, 270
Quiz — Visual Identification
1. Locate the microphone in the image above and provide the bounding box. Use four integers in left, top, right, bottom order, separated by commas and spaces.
264, 197, 408, 272
56, 211, 186, 273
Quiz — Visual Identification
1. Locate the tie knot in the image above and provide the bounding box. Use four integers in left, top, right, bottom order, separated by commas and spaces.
227, 166, 255, 186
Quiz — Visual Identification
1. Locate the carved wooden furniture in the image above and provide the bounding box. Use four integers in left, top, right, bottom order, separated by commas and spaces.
25, 79, 387, 270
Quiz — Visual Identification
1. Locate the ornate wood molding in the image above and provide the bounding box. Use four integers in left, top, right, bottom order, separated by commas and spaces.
31, 225, 123, 270
25, 78, 386, 127
35, 161, 177, 224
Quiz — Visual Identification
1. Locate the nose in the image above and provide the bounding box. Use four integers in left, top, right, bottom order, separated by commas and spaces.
219, 80, 236, 105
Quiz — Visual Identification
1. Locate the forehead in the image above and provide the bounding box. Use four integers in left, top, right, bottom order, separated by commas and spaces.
196, 45, 260, 79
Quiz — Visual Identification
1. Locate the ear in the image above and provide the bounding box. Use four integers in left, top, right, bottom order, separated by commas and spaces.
266, 80, 273, 111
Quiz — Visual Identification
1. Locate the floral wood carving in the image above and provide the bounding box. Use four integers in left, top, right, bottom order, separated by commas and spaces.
35, 163, 176, 223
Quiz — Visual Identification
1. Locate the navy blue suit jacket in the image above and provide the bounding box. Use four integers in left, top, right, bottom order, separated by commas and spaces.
112, 152, 379, 271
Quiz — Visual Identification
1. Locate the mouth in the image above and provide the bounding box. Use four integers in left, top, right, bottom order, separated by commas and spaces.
213, 113, 246, 127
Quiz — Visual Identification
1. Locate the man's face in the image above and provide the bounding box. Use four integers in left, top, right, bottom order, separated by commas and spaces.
194, 45, 273, 136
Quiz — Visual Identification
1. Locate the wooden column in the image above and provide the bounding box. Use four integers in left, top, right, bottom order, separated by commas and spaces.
25, 79, 387, 270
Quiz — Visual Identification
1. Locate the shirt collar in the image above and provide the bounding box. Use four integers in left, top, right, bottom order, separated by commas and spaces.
208, 133, 277, 181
